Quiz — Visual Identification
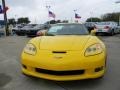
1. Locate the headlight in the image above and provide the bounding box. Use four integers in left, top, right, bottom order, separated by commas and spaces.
24, 43, 36, 55
85, 44, 103, 56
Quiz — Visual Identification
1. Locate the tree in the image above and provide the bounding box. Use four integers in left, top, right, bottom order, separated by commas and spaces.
8, 18, 16, 25
50, 20, 56, 24
101, 12, 120, 24
86, 17, 101, 22
62, 20, 69, 23
44, 20, 68, 25
45, 20, 57, 24
17, 17, 30, 24
24, 17, 30, 24
56, 20, 61, 23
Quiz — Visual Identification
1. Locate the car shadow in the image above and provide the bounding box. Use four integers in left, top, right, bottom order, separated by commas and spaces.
23, 73, 104, 89
53, 78, 104, 89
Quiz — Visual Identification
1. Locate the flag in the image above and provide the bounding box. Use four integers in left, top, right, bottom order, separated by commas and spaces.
3, 6, 9, 13
75, 13, 81, 19
0, 5, 9, 14
49, 11, 56, 18
0, 5, 3, 14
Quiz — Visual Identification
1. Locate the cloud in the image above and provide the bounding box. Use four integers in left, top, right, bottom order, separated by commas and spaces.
0, 0, 120, 23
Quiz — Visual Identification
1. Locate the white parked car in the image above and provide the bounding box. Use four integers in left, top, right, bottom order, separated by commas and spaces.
95, 22, 119, 35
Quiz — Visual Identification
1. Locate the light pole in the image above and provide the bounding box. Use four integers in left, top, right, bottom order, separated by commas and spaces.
115, 0, 120, 25
90, 12, 93, 22
2, 0, 9, 36
15, 14, 18, 25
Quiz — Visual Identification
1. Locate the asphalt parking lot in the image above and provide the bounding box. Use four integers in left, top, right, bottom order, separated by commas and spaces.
0, 35, 120, 90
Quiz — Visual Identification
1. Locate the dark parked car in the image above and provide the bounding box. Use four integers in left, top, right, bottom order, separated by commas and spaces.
26, 24, 46, 37
12, 25, 24, 35
84, 22, 97, 33
15, 24, 36, 36
26, 24, 51, 37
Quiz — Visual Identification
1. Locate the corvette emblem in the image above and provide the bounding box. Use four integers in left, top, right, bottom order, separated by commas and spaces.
54, 56, 63, 59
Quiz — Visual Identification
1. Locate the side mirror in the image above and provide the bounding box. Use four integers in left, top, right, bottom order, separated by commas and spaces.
90, 29, 96, 36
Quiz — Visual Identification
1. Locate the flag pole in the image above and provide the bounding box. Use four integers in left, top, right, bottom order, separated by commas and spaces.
2, 0, 9, 36
74, 10, 78, 23
46, 5, 51, 26
74, 10, 77, 19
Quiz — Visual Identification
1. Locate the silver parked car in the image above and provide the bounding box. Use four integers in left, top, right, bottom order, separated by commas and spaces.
95, 22, 119, 36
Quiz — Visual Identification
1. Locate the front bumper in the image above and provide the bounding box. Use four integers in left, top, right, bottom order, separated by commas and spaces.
15, 30, 26, 35
22, 67, 105, 81
21, 51, 106, 81
96, 29, 111, 33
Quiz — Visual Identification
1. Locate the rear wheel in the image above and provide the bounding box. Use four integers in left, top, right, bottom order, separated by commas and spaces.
109, 30, 114, 36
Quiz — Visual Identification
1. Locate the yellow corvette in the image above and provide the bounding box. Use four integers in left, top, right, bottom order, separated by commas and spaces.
21, 23, 107, 81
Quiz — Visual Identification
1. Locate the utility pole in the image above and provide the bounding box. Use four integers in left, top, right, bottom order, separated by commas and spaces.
2, 0, 9, 36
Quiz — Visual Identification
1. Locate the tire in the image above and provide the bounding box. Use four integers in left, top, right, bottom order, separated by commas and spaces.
109, 30, 114, 36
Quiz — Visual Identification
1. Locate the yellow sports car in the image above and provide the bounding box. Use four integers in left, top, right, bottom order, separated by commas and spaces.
21, 23, 107, 81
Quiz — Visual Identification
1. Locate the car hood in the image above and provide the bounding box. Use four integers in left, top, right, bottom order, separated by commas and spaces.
39, 35, 91, 51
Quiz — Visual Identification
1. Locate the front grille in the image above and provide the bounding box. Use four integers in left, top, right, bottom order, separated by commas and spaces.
36, 68, 85, 75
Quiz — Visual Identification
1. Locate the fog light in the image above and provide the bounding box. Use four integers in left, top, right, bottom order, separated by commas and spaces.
22, 65, 27, 69
95, 66, 103, 72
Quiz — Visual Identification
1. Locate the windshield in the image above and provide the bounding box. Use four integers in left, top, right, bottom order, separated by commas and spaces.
47, 24, 89, 35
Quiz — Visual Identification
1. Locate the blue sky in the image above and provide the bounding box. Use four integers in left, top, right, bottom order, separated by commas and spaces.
0, 0, 120, 23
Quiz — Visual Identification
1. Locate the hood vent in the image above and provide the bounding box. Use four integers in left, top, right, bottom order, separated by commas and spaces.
52, 51, 67, 54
